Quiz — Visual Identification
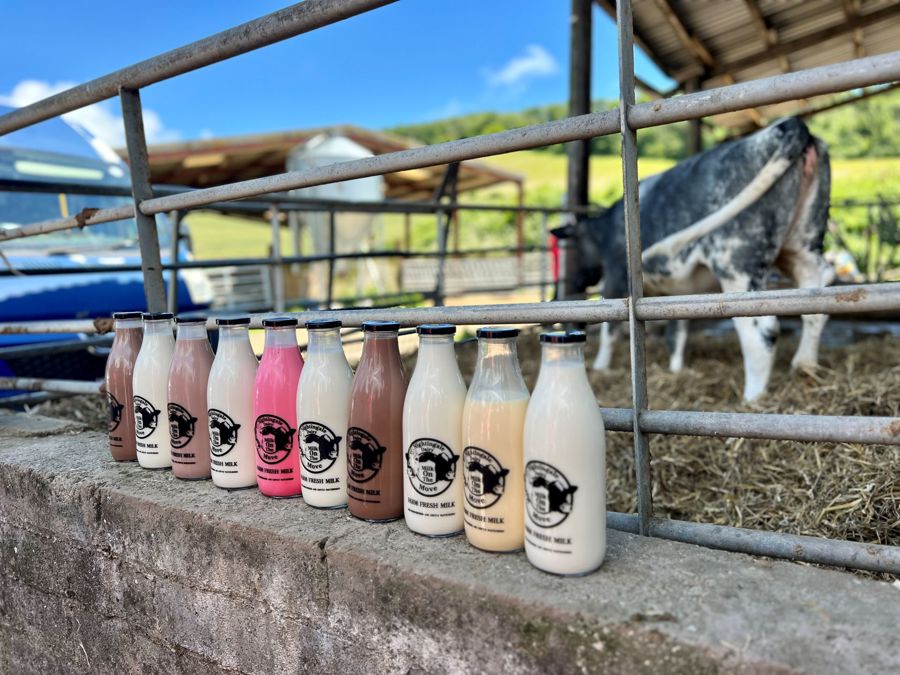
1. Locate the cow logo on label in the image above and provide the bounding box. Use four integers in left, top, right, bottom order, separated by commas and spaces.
347, 427, 385, 483
525, 460, 578, 528
208, 408, 240, 457
255, 414, 295, 464
299, 421, 341, 474
463, 446, 509, 509
406, 438, 459, 497
107, 391, 124, 433
168, 403, 197, 449
133, 396, 161, 439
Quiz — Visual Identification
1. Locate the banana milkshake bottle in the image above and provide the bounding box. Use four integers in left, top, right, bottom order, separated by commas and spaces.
297, 319, 353, 509
524, 331, 606, 576
105, 311, 143, 461
254, 317, 304, 498
462, 327, 529, 552
402, 324, 466, 537
207, 316, 258, 490
168, 316, 214, 480
132, 312, 175, 469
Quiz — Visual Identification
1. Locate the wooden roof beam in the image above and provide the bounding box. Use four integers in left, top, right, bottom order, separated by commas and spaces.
743, 0, 790, 73
842, 0, 866, 59
592, 0, 676, 80
797, 81, 900, 119
652, 0, 715, 68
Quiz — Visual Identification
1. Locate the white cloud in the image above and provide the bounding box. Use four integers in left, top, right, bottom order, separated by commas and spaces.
0, 79, 181, 148
199, 128, 215, 140
485, 45, 559, 88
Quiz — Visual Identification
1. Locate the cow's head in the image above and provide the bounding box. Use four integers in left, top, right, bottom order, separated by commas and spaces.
551, 216, 606, 298
750, 116, 812, 168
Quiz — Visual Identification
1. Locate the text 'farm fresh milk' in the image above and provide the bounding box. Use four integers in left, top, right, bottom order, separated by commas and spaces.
524, 331, 606, 576
297, 319, 353, 509
105, 311, 142, 462
462, 327, 529, 552
207, 316, 258, 490
254, 317, 304, 498
168, 316, 214, 480
402, 324, 466, 537
347, 321, 407, 522
132, 312, 175, 469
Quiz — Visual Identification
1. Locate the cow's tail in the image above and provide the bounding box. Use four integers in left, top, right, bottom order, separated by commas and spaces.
641, 154, 794, 262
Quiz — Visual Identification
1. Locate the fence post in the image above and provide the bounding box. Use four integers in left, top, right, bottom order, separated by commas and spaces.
433, 208, 448, 307
167, 210, 181, 314
289, 209, 302, 275
119, 87, 166, 312
270, 205, 285, 312
540, 211, 549, 302
327, 208, 336, 309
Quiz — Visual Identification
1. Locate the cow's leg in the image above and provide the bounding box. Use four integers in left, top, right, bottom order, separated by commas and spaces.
592, 322, 619, 371
721, 277, 779, 402
788, 250, 834, 371
665, 319, 689, 373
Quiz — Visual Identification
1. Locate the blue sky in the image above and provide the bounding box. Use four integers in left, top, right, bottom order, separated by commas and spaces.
0, 1, 672, 147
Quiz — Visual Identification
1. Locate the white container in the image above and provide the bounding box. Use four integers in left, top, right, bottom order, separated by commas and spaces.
132, 312, 175, 469
402, 324, 466, 537
462, 327, 529, 553
207, 317, 259, 489
524, 331, 606, 576
296, 320, 353, 508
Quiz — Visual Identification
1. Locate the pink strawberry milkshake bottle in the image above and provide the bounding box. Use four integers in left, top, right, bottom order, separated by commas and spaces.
254, 316, 304, 498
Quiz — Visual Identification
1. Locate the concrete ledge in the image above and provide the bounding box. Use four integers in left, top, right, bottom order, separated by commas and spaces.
1, 415, 898, 674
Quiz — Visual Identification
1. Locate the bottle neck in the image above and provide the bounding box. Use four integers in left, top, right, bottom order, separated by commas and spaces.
306, 328, 343, 355
416, 335, 457, 371
540, 342, 586, 366
176, 323, 209, 341
114, 318, 141, 332
264, 326, 298, 349
359, 330, 400, 367
143, 319, 173, 338
471, 337, 528, 395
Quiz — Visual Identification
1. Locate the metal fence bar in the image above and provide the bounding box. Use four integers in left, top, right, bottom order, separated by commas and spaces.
0, 0, 397, 136
606, 512, 900, 575
618, 0, 652, 534
270, 206, 285, 312
0, 377, 102, 395
0, 336, 112, 359
119, 87, 167, 313
540, 211, 549, 303
167, 210, 181, 315
326, 209, 336, 309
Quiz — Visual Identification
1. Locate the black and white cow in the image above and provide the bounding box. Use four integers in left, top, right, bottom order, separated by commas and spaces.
554, 117, 834, 401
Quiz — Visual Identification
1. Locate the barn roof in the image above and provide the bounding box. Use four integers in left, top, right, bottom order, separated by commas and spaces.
596, 0, 900, 132
118, 124, 523, 201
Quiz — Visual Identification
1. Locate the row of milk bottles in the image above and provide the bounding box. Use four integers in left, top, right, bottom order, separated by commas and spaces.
105, 312, 606, 576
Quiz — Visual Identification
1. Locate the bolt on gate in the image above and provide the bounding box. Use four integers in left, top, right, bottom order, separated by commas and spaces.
0, 0, 899, 574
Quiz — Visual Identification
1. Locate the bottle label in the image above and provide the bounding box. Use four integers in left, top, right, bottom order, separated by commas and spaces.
463, 446, 509, 509
406, 438, 459, 497
133, 396, 161, 439
208, 408, 240, 457
168, 403, 197, 449
525, 460, 578, 528
107, 391, 124, 433
347, 426, 385, 483
299, 421, 341, 474
255, 414, 295, 465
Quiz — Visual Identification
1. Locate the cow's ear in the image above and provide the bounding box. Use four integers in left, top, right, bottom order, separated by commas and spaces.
233, 424, 241, 432
550, 224, 574, 239
190, 417, 197, 423
334, 436, 342, 444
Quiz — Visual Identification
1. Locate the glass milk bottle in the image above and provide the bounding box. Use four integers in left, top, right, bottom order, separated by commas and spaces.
347, 321, 407, 522
402, 324, 466, 537
524, 331, 606, 576
207, 316, 258, 490
132, 312, 175, 469
168, 316, 214, 480
105, 311, 143, 462
297, 319, 353, 509
462, 327, 529, 552
254, 317, 304, 498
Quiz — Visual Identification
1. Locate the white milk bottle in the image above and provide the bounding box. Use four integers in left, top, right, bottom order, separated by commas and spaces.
297, 319, 353, 508
207, 316, 259, 489
524, 331, 606, 576
462, 327, 529, 552
403, 324, 466, 537
132, 312, 175, 469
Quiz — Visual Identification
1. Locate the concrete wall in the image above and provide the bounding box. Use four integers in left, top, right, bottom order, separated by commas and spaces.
1, 413, 898, 674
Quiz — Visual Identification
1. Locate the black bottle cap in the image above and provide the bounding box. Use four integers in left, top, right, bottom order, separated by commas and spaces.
112, 311, 142, 320
306, 319, 342, 330
262, 316, 298, 328
175, 315, 208, 324
142, 312, 174, 321
417, 324, 456, 336
216, 316, 251, 326
540, 330, 587, 344
362, 320, 400, 332
476, 326, 519, 339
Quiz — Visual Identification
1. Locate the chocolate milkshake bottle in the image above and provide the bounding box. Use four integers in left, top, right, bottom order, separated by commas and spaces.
462, 327, 529, 552
167, 316, 215, 480
525, 332, 606, 576
105, 311, 143, 461
347, 321, 407, 521
132, 312, 175, 469
402, 324, 466, 537
254, 317, 304, 498
297, 319, 353, 509
207, 316, 258, 490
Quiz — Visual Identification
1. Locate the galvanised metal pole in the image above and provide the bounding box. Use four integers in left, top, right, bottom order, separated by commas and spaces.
617, 0, 653, 536
0, 0, 398, 136
326, 209, 336, 309
270, 205, 285, 312
540, 211, 549, 303
0, 377, 102, 395
119, 88, 167, 313
434, 208, 449, 307
167, 210, 181, 315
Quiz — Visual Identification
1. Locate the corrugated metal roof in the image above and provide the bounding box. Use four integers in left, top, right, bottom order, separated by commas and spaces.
596, 0, 900, 131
